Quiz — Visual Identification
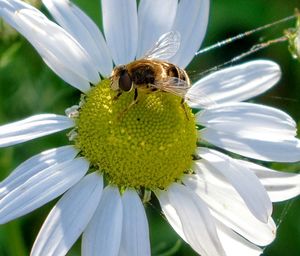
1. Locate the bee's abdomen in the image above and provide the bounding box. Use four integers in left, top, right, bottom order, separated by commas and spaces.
167, 64, 190, 85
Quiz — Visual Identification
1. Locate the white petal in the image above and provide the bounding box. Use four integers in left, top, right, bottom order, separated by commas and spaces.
82, 186, 123, 256
0, 114, 74, 148
42, 52, 92, 92
155, 189, 187, 242
0, 145, 78, 199
16, 9, 99, 82
200, 128, 300, 162
197, 102, 297, 139
187, 60, 281, 108
157, 183, 226, 256
216, 221, 263, 256
197, 148, 272, 223
136, 0, 178, 58
0, 0, 41, 23
0, 0, 89, 92
0, 2, 98, 90
118, 189, 150, 256
31, 172, 103, 256
102, 0, 138, 65
0, 157, 89, 224
184, 162, 276, 246
237, 160, 300, 202
42, 0, 113, 76
170, 0, 209, 68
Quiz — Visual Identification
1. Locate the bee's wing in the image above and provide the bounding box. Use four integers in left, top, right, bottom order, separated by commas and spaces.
153, 77, 190, 98
185, 90, 216, 109
153, 77, 216, 109
143, 31, 181, 61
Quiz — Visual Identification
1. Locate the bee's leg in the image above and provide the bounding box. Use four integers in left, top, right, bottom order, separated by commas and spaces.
113, 90, 122, 101
118, 88, 139, 120
133, 87, 139, 101
180, 98, 190, 120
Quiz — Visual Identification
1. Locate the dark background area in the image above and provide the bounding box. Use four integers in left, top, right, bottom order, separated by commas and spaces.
0, 0, 299, 255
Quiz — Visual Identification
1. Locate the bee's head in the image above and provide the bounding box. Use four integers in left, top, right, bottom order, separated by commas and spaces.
111, 65, 133, 92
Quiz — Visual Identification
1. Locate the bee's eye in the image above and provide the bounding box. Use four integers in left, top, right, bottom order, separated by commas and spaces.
119, 70, 133, 92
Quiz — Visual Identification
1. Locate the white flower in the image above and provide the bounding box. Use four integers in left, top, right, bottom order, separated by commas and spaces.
0, 1, 300, 256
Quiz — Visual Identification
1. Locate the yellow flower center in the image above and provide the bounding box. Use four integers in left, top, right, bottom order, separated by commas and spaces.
75, 79, 197, 189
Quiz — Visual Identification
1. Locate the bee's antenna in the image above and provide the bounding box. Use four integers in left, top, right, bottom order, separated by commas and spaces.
195, 13, 296, 56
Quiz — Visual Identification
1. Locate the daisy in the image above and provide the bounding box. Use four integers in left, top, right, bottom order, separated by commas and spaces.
0, 0, 300, 256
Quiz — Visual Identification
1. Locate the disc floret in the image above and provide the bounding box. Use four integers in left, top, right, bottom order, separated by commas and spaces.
75, 79, 197, 189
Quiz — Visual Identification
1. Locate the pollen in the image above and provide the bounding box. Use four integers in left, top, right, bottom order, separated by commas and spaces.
75, 79, 197, 189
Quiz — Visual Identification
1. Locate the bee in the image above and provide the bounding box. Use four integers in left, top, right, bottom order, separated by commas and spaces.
110, 31, 212, 113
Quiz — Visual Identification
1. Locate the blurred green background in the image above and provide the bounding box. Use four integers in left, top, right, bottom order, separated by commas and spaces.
0, 0, 300, 255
